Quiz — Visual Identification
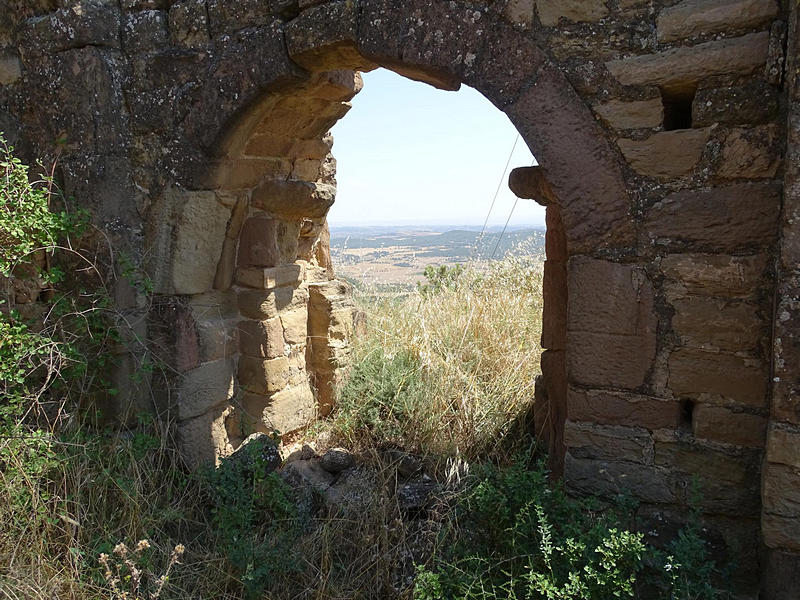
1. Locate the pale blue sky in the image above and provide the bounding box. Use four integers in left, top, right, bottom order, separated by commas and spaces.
328, 69, 545, 227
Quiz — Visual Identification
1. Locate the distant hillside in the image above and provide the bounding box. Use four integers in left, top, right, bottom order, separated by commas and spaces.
330, 226, 545, 262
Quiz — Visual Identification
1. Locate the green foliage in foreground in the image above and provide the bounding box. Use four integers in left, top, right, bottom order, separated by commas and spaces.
415, 458, 726, 600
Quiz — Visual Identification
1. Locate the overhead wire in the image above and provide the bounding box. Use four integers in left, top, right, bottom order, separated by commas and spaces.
473, 133, 520, 259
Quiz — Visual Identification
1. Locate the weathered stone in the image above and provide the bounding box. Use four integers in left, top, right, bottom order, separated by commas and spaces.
251, 180, 336, 219
208, 158, 293, 189
178, 358, 236, 420
644, 182, 781, 251
238, 216, 280, 268
766, 426, 800, 468
565, 453, 675, 504
657, 0, 778, 43
238, 356, 290, 395
693, 81, 779, 127
397, 481, 438, 513
508, 166, 557, 205
762, 462, 800, 516
568, 387, 682, 430
565, 421, 654, 464
169, 0, 210, 48
716, 124, 781, 180
536, 0, 608, 26
172, 191, 231, 295
617, 128, 711, 180
20, 1, 122, 55
122, 9, 168, 52
593, 98, 663, 130
606, 32, 769, 89
668, 348, 768, 407
762, 513, 800, 552
280, 304, 309, 345
306, 70, 363, 102
238, 318, 285, 359
671, 296, 763, 352
0, 50, 22, 85
567, 257, 657, 390
237, 286, 307, 322
242, 383, 316, 434
660, 253, 768, 298
236, 263, 306, 290
692, 404, 767, 447
285, 1, 366, 72
178, 403, 236, 468
206, 0, 297, 36
319, 447, 355, 474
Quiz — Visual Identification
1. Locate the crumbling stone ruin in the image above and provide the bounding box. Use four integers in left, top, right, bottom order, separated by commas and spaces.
1, 0, 799, 595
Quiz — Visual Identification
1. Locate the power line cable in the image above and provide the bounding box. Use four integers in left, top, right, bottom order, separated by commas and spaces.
491, 196, 519, 259
474, 133, 520, 259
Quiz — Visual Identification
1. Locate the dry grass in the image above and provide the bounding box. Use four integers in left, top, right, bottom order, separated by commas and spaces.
329, 252, 544, 463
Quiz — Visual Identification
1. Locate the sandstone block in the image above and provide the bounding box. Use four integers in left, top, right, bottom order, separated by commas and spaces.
567, 331, 657, 390
762, 462, 800, 517
568, 387, 682, 430
671, 296, 763, 352
195, 319, 238, 363
564, 421, 654, 464
238, 356, 290, 395
657, 0, 778, 43
508, 166, 557, 205
536, 0, 608, 26
606, 32, 769, 89
593, 98, 663, 130
0, 50, 21, 85
617, 128, 711, 180
565, 453, 676, 504
280, 305, 309, 346
568, 257, 656, 335
238, 216, 280, 268
238, 284, 308, 320
306, 70, 364, 102
766, 426, 800, 468
241, 383, 316, 435
654, 440, 759, 486
285, 0, 365, 71
178, 358, 235, 421
206, 0, 295, 35
567, 257, 657, 390
505, 0, 534, 27
251, 180, 336, 219
692, 405, 767, 447
238, 318, 285, 359
644, 182, 781, 251
716, 124, 781, 180
762, 514, 800, 552
668, 348, 768, 407
660, 253, 768, 298
208, 158, 292, 189
172, 191, 231, 295
178, 403, 235, 468
236, 263, 305, 290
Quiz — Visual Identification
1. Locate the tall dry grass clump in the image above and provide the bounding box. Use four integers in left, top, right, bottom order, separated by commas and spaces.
331, 251, 544, 462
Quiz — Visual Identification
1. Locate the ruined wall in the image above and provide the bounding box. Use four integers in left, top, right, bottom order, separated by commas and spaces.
0, 0, 797, 595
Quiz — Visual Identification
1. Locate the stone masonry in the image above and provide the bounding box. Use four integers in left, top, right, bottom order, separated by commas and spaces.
0, 0, 798, 596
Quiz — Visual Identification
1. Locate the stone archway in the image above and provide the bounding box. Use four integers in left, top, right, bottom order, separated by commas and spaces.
2, 0, 795, 594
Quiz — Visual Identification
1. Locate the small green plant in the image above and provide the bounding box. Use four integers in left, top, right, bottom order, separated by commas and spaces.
204, 452, 302, 599
417, 263, 465, 296
415, 457, 647, 600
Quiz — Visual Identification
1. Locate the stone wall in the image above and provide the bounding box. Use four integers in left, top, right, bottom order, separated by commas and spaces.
0, 0, 797, 595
